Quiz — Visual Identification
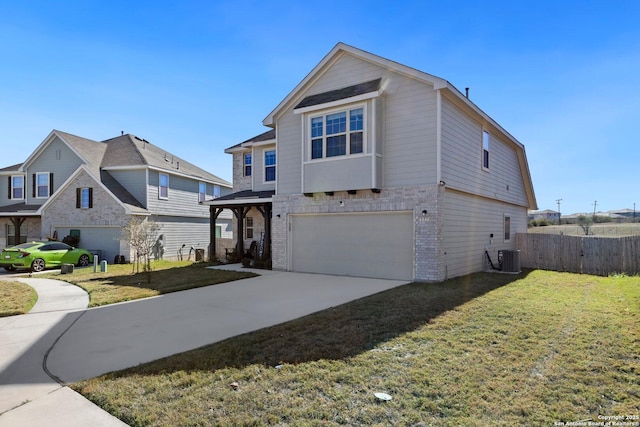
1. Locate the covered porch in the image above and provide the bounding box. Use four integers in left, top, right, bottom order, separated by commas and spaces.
204, 190, 274, 263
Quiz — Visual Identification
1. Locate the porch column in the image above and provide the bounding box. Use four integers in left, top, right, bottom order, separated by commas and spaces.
10, 217, 26, 245
209, 207, 224, 262
232, 206, 251, 258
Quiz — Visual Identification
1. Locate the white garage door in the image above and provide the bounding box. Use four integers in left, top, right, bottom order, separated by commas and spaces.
54, 227, 121, 263
290, 212, 414, 280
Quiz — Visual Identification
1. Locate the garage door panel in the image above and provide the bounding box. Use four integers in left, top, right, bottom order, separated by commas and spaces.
54, 227, 121, 263
290, 212, 413, 280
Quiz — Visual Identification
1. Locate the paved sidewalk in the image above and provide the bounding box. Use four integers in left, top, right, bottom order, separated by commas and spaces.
0, 268, 407, 426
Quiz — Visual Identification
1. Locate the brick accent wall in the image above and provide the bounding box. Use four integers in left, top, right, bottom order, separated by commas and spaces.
40, 169, 130, 255
232, 152, 252, 192
271, 185, 445, 282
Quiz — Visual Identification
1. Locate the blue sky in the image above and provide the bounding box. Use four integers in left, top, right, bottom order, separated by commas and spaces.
1, 0, 638, 215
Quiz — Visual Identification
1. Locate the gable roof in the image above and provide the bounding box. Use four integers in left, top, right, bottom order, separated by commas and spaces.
261, 42, 537, 210
101, 134, 231, 186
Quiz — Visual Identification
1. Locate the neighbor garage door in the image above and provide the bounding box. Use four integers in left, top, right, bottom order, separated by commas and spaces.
54, 227, 121, 263
290, 211, 414, 280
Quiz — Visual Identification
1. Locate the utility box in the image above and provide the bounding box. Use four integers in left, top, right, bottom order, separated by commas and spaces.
499, 250, 521, 273
61, 264, 74, 274
195, 248, 205, 262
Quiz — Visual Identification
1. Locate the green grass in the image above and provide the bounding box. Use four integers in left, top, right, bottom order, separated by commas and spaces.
73, 270, 640, 426
0, 280, 38, 316
40, 261, 257, 307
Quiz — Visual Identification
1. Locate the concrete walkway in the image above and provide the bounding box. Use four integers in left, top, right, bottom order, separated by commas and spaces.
0, 267, 407, 426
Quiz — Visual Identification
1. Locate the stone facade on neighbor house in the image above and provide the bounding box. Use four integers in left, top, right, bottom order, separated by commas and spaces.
0, 130, 232, 265
206, 43, 536, 282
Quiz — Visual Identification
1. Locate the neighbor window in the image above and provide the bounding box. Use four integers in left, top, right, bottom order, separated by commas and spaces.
504, 215, 511, 241
76, 188, 93, 209
245, 216, 254, 239
10, 175, 24, 200
264, 150, 276, 182
213, 185, 220, 199
482, 130, 490, 170
244, 153, 252, 177
310, 106, 364, 160
199, 182, 206, 203
35, 172, 51, 198
159, 173, 169, 199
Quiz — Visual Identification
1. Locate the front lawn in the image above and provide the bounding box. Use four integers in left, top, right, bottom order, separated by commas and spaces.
40, 261, 257, 307
0, 280, 38, 316
74, 270, 639, 426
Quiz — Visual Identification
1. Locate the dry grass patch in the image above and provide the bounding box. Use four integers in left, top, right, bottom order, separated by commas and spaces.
74, 270, 640, 426
40, 261, 257, 307
0, 280, 38, 316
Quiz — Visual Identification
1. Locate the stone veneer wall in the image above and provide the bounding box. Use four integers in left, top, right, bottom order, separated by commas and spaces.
271, 185, 445, 282
232, 152, 252, 192
40, 169, 130, 248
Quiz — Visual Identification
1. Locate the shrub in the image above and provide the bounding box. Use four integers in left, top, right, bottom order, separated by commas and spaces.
241, 257, 252, 268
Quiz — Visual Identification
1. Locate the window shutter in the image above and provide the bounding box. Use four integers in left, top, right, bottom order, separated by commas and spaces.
76, 188, 81, 208
7, 177, 11, 200
32, 174, 36, 198
88, 188, 93, 208
49, 173, 54, 195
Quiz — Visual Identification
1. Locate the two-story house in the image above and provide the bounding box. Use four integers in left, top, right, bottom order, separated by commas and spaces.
206, 43, 537, 281
0, 130, 232, 264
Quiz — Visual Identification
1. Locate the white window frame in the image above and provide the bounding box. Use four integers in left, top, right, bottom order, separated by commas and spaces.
11, 175, 24, 200
504, 214, 511, 242
198, 182, 206, 203
243, 153, 252, 177
36, 172, 50, 199
245, 216, 254, 239
482, 130, 490, 171
80, 187, 91, 209
264, 150, 276, 183
307, 103, 367, 162
159, 173, 169, 199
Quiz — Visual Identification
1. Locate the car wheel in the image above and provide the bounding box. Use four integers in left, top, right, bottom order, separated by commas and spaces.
78, 254, 90, 267
3, 266, 16, 272
31, 258, 46, 272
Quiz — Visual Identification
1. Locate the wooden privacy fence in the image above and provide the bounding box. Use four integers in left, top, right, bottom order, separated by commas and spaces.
515, 233, 640, 276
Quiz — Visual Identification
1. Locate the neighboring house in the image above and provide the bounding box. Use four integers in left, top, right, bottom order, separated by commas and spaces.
528, 209, 560, 223
206, 43, 537, 281
0, 130, 232, 263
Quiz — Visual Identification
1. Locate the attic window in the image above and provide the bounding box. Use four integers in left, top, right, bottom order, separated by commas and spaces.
159, 173, 169, 199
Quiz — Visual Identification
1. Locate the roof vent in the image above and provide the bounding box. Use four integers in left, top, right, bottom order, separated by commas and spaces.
164, 153, 169, 162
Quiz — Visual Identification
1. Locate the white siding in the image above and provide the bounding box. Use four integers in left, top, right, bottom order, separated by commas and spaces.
442, 190, 527, 278
275, 112, 302, 194
440, 96, 528, 206
153, 216, 211, 261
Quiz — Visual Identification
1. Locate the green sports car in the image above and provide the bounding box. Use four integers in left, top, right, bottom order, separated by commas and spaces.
0, 241, 93, 272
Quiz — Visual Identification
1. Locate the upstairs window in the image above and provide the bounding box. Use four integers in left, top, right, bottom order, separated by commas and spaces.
159, 173, 169, 199
213, 185, 220, 199
35, 172, 51, 198
9, 176, 24, 200
264, 150, 276, 182
244, 153, 252, 177
482, 130, 490, 170
199, 182, 206, 203
310, 106, 364, 160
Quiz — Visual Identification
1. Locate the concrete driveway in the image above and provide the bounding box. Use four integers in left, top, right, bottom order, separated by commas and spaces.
0, 267, 407, 425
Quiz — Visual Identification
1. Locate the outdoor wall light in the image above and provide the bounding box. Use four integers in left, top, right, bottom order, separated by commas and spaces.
422, 210, 428, 215
439, 180, 446, 186
339, 201, 345, 207
276, 214, 281, 218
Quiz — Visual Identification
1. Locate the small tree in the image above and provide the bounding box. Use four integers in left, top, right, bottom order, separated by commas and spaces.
577, 215, 593, 236
121, 217, 161, 274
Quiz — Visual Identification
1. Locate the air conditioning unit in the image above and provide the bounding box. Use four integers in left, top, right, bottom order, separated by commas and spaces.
499, 250, 521, 273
